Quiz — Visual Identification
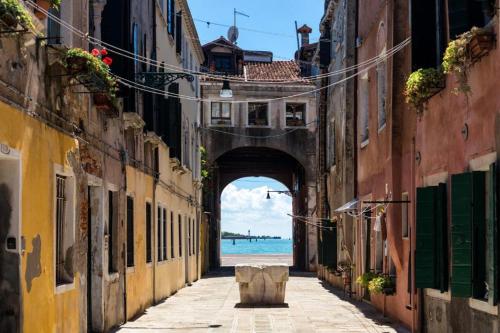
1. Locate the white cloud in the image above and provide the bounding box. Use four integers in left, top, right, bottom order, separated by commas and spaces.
221, 183, 293, 238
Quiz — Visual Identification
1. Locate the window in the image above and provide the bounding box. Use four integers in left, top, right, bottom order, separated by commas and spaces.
47, 7, 61, 45
328, 119, 336, 167
360, 74, 369, 144
196, 218, 199, 255
450, 168, 498, 303
178, 214, 182, 257
188, 218, 191, 256
126, 196, 134, 267
175, 11, 182, 55
170, 212, 175, 258
214, 55, 233, 73
157, 206, 163, 261
377, 50, 387, 130
167, 0, 174, 36
108, 191, 118, 273
402, 193, 409, 238
374, 206, 384, 272
211, 102, 231, 125
248, 103, 268, 126
163, 208, 167, 260
411, 0, 446, 70
448, 0, 496, 39
286, 103, 306, 127
146, 202, 152, 263
415, 184, 448, 292
55, 174, 74, 285
125, 129, 136, 163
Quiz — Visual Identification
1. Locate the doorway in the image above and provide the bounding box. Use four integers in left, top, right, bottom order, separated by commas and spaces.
0, 147, 21, 333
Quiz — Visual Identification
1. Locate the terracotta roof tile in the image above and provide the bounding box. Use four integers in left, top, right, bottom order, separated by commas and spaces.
242, 61, 306, 82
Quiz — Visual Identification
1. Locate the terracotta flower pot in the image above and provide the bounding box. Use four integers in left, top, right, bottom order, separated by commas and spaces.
469, 33, 495, 62
34, 0, 51, 20
93, 93, 118, 117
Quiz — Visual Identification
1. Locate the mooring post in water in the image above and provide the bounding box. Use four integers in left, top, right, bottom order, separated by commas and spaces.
232, 239, 235, 245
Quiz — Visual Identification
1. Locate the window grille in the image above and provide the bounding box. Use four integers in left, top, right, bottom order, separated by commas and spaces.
56, 175, 67, 285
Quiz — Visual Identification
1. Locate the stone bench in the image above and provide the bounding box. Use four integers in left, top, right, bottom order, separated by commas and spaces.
235, 264, 289, 305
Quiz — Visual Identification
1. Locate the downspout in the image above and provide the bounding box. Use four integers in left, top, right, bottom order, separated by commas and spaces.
353, 0, 359, 299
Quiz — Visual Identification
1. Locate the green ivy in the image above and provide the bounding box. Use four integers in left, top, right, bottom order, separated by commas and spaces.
404, 68, 444, 112
50, 0, 61, 8
0, 0, 35, 30
200, 146, 210, 181
64, 48, 117, 97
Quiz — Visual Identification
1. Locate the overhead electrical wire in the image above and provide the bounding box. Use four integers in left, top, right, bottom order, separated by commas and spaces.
26, 0, 410, 85
192, 17, 296, 39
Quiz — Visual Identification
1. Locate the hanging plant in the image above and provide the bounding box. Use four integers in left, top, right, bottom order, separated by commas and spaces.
355, 272, 377, 289
404, 68, 445, 113
442, 27, 494, 94
0, 0, 35, 30
64, 48, 117, 97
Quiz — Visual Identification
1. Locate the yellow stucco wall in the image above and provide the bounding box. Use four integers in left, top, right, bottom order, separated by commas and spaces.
125, 143, 201, 317
125, 166, 154, 320
0, 101, 81, 333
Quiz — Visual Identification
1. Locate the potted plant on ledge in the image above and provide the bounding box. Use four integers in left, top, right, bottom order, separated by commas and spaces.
368, 275, 395, 296
64, 48, 118, 116
443, 27, 495, 94
404, 68, 445, 114
355, 271, 377, 289
0, 0, 35, 31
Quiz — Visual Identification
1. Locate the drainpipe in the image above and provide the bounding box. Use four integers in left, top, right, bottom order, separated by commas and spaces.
353, 0, 359, 299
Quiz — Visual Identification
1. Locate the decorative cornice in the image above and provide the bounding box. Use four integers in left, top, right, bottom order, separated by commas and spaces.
123, 112, 145, 130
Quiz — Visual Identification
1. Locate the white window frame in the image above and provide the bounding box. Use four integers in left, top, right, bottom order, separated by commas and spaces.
145, 198, 154, 267
210, 101, 233, 126
53, 164, 76, 294
105, 183, 119, 282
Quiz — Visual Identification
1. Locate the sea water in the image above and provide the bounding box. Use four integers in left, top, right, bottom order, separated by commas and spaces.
221, 238, 292, 255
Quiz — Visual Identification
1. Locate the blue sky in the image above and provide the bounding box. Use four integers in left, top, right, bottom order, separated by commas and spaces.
221, 177, 293, 238
187, 0, 324, 60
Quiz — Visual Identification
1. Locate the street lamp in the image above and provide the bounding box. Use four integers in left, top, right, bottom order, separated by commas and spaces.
266, 190, 295, 199
219, 79, 233, 98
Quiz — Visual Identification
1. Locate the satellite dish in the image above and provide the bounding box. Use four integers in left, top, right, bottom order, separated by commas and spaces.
228, 26, 239, 43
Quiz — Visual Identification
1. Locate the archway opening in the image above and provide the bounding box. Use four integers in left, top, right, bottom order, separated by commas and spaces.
220, 177, 293, 267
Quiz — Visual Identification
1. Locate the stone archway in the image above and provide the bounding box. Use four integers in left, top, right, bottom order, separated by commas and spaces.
204, 147, 316, 271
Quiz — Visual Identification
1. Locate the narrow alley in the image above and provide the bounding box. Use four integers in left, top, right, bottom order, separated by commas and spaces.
116, 270, 407, 333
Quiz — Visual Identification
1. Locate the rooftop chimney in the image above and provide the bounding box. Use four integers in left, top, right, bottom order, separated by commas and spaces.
297, 24, 313, 47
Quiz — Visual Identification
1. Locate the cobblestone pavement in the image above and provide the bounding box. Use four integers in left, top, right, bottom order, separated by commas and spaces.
116, 270, 408, 333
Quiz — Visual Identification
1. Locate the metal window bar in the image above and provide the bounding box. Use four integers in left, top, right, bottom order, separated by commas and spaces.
56, 175, 66, 285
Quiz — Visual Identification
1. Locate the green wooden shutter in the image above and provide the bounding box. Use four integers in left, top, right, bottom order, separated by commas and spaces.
472, 172, 486, 298
487, 164, 497, 305
416, 186, 437, 288
451, 173, 473, 297
436, 183, 449, 292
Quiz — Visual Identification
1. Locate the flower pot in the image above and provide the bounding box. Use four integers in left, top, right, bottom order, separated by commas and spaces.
383, 287, 395, 296
0, 12, 18, 28
469, 33, 495, 62
93, 93, 118, 117
34, 0, 51, 20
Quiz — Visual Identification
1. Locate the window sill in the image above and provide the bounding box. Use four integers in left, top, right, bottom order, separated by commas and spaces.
106, 272, 119, 283
425, 288, 451, 301
209, 123, 233, 127
469, 298, 498, 315
360, 139, 369, 149
55, 281, 75, 295
247, 125, 271, 128
146, 262, 153, 268
378, 123, 386, 133
126, 266, 135, 274
157, 260, 169, 266
285, 126, 308, 130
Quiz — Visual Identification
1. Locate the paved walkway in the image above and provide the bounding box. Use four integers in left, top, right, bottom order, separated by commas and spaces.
117, 270, 408, 333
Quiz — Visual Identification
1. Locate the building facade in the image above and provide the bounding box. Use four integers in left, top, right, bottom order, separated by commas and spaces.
316, 0, 500, 332
200, 38, 318, 271
0, 0, 203, 332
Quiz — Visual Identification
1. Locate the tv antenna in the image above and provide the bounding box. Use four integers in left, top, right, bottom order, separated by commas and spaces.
228, 8, 249, 44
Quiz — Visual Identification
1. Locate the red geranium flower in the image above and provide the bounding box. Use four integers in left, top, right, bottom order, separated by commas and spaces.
101, 49, 108, 56
91, 48, 100, 57
103, 57, 113, 66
